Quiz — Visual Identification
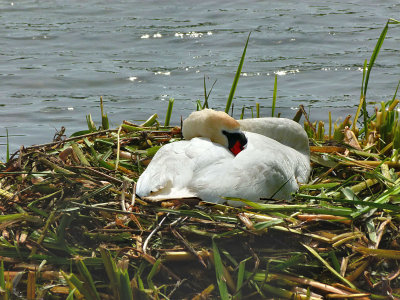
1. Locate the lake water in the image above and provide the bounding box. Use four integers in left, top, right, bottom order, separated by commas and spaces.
1, 0, 400, 154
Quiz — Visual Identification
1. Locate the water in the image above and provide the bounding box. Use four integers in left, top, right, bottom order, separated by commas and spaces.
1, 0, 400, 153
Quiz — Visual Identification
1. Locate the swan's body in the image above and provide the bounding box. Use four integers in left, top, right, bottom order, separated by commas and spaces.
136, 109, 310, 206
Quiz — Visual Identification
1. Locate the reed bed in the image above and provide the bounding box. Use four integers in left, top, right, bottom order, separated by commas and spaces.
1, 19, 400, 299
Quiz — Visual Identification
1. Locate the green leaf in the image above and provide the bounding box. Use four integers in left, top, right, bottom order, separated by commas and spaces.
240, 106, 245, 119
75, 258, 101, 300
119, 270, 133, 300
100, 247, 119, 299
164, 98, 174, 126
225, 33, 251, 114
212, 239, 230, 300
70, 129, 92, 137
328, 251, 341, 273
272, 74, 277, 117
253, 219, 285, 231
6, 129, 9, 163
196, 100, 202, 111
271, 253, 305, 271
121, 124, 146, 132
302, 243, 356, 289
203, 75, 209, 109
361, 18, 400, 136
234, 259, 246, 300
66, 288, 76, 300
86, 114, 97, 132
140, 113, 158, 127
62, 271, 90, 300
100, 96, 109, 130
0, 261, 5, 290
147, 258, 161, 291
203, 77, 217, 109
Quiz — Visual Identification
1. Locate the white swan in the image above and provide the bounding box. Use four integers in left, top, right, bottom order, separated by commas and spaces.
136, 109, 310, 206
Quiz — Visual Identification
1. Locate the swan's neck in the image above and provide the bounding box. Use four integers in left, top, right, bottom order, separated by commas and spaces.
182, 109, 243, 150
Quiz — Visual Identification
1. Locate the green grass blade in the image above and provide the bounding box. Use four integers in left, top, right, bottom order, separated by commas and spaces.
75, 258, 101, 300
240, 106, 245, 119
140, 113, 158, 127
225, 33, 251, 114
352, 59, 367, 131
121, 124, 146, 132
361, 59, 367, 98
62, 271, 90, 300
5, 129, 9, 163
71, 143, 90, 167
394, 120, 400, 149
390, 79, 400, 104
362, 19, 399, 136
100, 96, 109, 130
328, 251, 341, 273
363, 20, 389, 99
196, 100, 202, 111
261, 283, 305, 299
212, 239, 230, 300
357, 19, 400, 135
302, 243, 356, 289
55, 214, 73, 253
233, 259, 246, 300
272, 74, 277, 117
86, 114, 97, 132
361, 19, 394, 135
99, 247, 119, 299
119, 271, 133, 300
298, 193, 400, 212
165, 98, 174, 126
0, 213, 38, 223
203, 79, 217, 109
147, 258, 161, 291
351, 183, 400, 218
203, 75, 209, 109
134, 262, 146, 291
256, 103, 260, 118
102, 114, 110, 130
0, 261, 4, 290
66, 288, 76, 300
271, 253, 305, 271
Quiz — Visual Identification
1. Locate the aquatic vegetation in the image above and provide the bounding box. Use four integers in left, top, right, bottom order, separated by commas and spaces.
0, 19, 400, 299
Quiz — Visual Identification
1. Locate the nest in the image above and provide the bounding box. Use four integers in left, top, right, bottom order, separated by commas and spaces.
1, 101, 400, 299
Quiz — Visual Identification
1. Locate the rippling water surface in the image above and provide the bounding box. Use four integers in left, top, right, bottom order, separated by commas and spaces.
1, 0, 400, 152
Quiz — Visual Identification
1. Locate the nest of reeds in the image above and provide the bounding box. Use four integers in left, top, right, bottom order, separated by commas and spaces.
1, 94, 400, 299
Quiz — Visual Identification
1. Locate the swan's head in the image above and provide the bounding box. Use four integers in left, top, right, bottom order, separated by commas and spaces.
182, 109, 247, 155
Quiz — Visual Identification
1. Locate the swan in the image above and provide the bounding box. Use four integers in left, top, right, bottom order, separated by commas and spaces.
136, 109, 310, 206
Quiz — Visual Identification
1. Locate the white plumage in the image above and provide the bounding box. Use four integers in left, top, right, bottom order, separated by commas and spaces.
136, 109, 310, 206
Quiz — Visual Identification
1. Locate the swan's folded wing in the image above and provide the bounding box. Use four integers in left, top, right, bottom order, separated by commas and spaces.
192, 132, 309, 205
136, 138, 231, 200
238, 117, 310, 157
